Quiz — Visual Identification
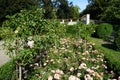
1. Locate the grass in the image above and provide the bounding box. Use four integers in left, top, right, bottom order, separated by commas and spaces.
0, 59, 16, 80
88, 37, 120, 77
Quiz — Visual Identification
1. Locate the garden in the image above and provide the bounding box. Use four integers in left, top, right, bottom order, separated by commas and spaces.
0, 7, 120, 80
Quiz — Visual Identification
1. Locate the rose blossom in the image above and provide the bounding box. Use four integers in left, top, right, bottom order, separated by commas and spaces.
15, 30, 18, 33
56, 69, 64, 75
54, 73, 61, 80
27, 40, 34, 48
69, 75, 80, 80
48, 75, 53, 80
79, 63, 87, 69
84, 74, 93, 80
70, 67, 75, 72
77, 73, 81, 77
86, 68, 94, 74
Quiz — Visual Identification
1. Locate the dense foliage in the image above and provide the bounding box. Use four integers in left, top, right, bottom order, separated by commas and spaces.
56, 0, 79, 19
66, 22, 96, 39
81, 0, 108, 19
0, 0, 80, 23
95, 23, 113, 39
114, 30, 120, 51
0, 7, 43, 39
27, 38, 111, 80
0, 0, 39, 23
1, 8, 114, 80
40, 0, 56, 18
0, 7, 65, 62
101, 0, 120, 25
0, 6, 119, 80
82, 0, 120, 26
40, 0, 80, 19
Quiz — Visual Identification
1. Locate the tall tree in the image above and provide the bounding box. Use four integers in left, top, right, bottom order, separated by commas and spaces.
81, 0, 109, 19
67, 5, 80, 19
0, 0, 39, 23
56, 0, 80, 19
41, 0, 56, 18
56, 0, 69, 18
101, 0, 120, 25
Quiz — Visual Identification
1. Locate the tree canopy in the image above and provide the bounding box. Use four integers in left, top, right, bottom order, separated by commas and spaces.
101, 0, 120, 24
0, 0, 80, 23
56, 0, 79, 19
81, 0, 120, 25
0, 0, 39, 23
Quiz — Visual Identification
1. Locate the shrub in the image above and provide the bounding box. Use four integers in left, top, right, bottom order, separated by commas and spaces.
0, 7, 66, 79
96, 23, 113, 39
1, 7, 43, 39
2, 11, 65, 62
66, 22, 96, 39
27, 38, 111, 80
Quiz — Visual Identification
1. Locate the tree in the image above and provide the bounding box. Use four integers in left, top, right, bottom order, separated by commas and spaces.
81, 0, 109, 19
56, 0, 69, 19
67, 6, 80, 19
101, 0, 120, 25
56, 0, 80, 19
0, 0, 39, 23
40, 0, 56, 19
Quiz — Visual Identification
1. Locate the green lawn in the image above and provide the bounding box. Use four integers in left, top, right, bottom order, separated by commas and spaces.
88, 37, 120, 77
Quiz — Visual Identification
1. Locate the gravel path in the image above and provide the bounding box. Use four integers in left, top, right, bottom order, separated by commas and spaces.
0, 41, 10, 67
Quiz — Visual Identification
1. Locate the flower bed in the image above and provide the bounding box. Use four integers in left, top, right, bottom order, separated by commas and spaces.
27, 38, 111, 80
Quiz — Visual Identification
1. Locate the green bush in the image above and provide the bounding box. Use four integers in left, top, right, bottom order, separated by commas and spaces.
1, 7, 43, 39
1, 7, 66, 66
114, 30, 120, 51
66, 22, 96, 39
27, 38, 111, 80
96, 23, 113, 39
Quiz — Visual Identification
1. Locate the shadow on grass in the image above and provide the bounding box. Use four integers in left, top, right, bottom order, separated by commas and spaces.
102, 43, 116, 50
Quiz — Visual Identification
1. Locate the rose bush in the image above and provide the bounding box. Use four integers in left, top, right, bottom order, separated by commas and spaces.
28, 38, 112, 80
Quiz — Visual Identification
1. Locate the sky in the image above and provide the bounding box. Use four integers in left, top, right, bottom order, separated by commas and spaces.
68, 0, 88, 12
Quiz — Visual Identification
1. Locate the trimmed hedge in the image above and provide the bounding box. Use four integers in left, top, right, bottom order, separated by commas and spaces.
96, 23, 113, 39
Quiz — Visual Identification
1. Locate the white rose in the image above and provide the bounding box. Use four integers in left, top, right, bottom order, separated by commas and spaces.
48, 75, 53, 80
54, 73, 61, 80
15, 30, 18, 33
27, 40, 34, 48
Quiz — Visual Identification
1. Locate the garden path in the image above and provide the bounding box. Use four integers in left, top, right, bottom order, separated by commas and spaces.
0, 41, 10, 67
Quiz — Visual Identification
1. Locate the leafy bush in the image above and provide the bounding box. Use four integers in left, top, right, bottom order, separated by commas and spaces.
1, 7, 43, 39
96, 23, 113, 39
0, 7, 66, 79
27, 38, 111, 80
66, 22, 96, 39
